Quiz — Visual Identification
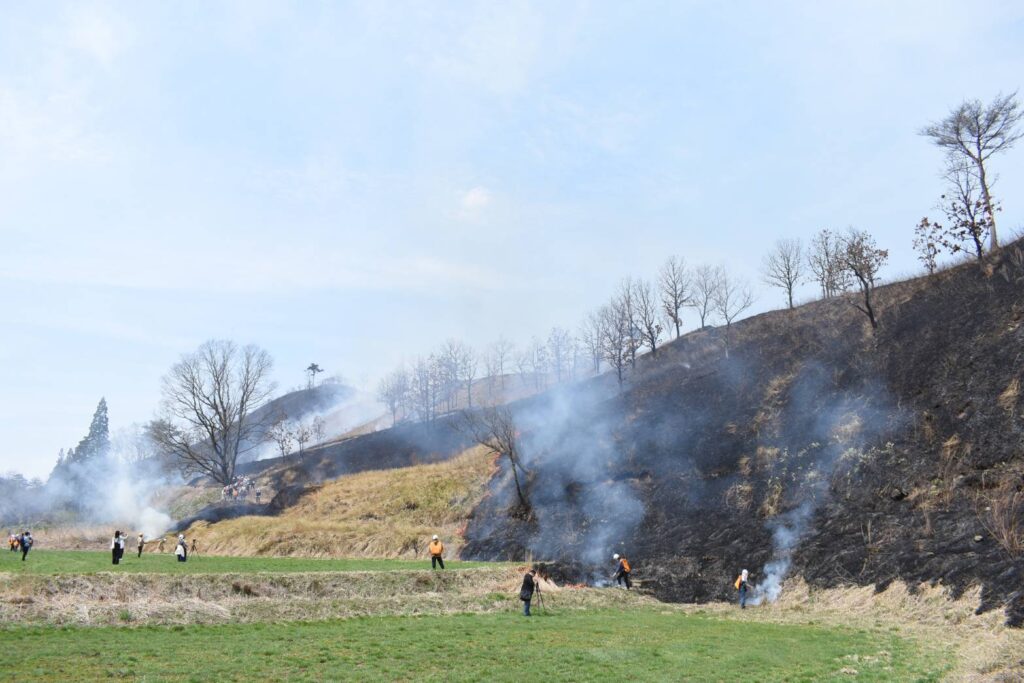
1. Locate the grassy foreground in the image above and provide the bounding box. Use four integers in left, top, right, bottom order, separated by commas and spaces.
0, 608, 945, 682
1, 550, 498, 575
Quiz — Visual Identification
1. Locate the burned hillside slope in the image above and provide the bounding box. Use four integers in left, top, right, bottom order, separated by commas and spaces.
463, 245, 1024, 625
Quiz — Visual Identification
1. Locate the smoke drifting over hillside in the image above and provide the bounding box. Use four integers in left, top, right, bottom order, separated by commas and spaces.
466, 341, 901, 602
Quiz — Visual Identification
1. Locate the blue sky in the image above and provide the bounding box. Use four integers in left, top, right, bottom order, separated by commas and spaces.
2, 1, 1023, 478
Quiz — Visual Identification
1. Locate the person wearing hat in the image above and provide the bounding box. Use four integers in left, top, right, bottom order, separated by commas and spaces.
612, 553, 632, 589
428, 534, 445, 569
519, 568, 537, 616
175, 534, 188, 562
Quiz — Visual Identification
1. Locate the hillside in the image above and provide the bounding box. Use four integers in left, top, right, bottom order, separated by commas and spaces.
460, 243, 1024, 625
179, 447, 495, 558
178, 243, 1024, 627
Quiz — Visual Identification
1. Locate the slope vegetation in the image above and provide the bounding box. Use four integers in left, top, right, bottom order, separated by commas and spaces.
179, 447, 495, 558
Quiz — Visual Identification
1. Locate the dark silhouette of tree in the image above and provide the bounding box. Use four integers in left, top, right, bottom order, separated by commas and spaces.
840, 229, 889, 330
460, 407, 530, 512
149, 340, 275, 484
306, 363, 323, 390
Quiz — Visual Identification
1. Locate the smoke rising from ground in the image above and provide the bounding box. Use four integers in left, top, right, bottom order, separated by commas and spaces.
750, 365, 899, 604
3, 448, 177, 541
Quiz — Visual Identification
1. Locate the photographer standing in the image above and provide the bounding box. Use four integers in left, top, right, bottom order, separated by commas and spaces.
519, 568, 536, 617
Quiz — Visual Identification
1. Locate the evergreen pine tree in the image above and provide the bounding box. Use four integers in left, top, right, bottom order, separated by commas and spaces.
72, 398, 111, 462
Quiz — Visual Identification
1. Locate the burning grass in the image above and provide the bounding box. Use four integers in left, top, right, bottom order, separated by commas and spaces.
178, 446, 495, 559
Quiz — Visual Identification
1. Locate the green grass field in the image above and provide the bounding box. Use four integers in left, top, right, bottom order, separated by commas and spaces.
0, 550, 954, 680
0, 549, 499, 575
1, 609, 946, 682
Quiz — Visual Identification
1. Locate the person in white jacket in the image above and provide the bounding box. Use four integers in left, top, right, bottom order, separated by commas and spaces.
111, 531, 125, 565
175, 534, 188, 562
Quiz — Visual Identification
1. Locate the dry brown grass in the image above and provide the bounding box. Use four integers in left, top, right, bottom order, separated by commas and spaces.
178, 447, 496, 559
723, 481, 754, 512
0, 567, 652, 627
975, 467, 1024, 559
997, 377, 1020, 416
759, 478, 783, 518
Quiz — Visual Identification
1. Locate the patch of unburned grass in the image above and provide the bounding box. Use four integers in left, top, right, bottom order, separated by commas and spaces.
180, 446, 496, 558
0, 608, 944, 682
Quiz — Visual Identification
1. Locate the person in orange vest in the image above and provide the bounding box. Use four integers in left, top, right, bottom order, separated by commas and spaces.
734, 569, 750, 608
612, 553, 632, 589
428, 534, 445, 569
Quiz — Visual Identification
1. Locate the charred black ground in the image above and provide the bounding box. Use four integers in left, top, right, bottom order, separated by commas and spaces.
460, 244, 1024, 626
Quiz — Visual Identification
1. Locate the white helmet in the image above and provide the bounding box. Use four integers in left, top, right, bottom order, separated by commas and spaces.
613, 553, 620, 560
432, 535, 439, 540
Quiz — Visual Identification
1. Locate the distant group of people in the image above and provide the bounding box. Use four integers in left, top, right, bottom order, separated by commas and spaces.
221, 476, 260, 504
7, 531, 32, 561
108, 531, 197, 564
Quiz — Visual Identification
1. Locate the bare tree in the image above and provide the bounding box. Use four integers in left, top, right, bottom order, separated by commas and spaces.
437, 340, 463, 412
840, 229, 889, 330
598, 301, 630, 389
547, 327, 572, 383
490, 337, 514, 390
460, 406, 530, 512
377, 368, 409, 425
149, 340, 275, 485
483, 351, 500, 402
609, 278, 640, 367
633, 278, 662, 356
527, 337, 548, 390
312, 415, 326, 446
921, 92, 1022, 250
690, 264, 722, 328
761, 238, 805, 309
580, 312, 604, 375
713, 272, 754, 357
268, 418, 295, 461
807, 229, 851, 298
459, 344, 478, 409
514, 349, 532, 389
918, 159, 994, 262
658, 255, 691, 338
294, 421, 313, 458
409, 357, 436, 423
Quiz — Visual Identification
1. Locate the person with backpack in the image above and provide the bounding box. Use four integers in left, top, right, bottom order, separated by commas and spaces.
612, 554, 632, 589
428, 535, 445, 569
735, 569, 750, 608
519, 568, 537, 616
19, 531, 32, 561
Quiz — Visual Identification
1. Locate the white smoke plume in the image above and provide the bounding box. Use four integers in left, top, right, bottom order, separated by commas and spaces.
750, 502, 813, 605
